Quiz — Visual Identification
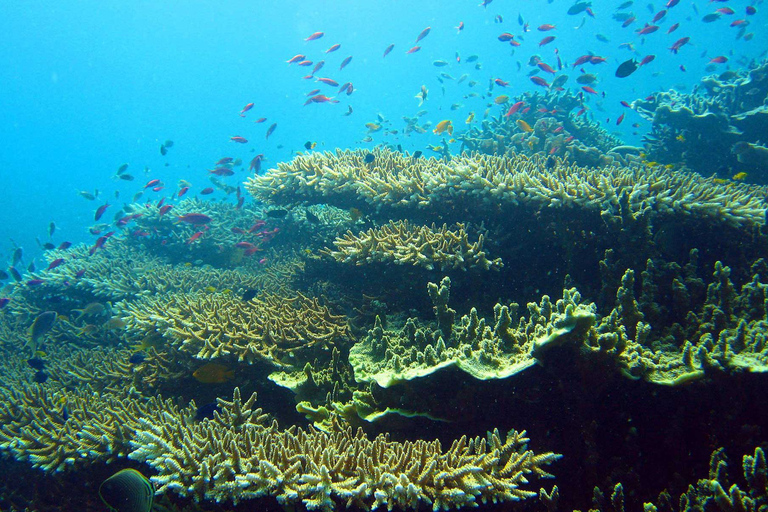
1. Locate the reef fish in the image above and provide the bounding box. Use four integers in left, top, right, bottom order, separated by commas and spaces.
177, 213, 212, 225
615, 58, 638, 77
99, 469, 154, 512
193, 363, 235, 384
28, 311, 57, 352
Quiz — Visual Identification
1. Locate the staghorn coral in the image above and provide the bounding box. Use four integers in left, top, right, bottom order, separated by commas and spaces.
323, 220, 503, 271
121, 291, 349, 366
129, 387, 561, 511
349, 277, 596, 388
246, 148, 767, 229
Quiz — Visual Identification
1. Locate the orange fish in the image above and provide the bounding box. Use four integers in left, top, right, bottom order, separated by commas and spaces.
433, 120, 453, 135
231, 136, 248, 143
406, 45, 421, 54
415, 26, 431, 43
239, 102, 254, 117
538, 24, 556, 31
326, 44, 340, 53
193, 363, 234, 384
187, 231, 205, 244
286, 54, 305, 64
516, 119, 533, 133
305, 32, 324, 41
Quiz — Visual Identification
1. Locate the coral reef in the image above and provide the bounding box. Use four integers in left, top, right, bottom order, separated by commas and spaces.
349, 277, 595, 388
323, 220, 502, 271
129, 388, 561, 511
246, 149, 767, 229
121, 291, 349, 366
634, 59, 768, 181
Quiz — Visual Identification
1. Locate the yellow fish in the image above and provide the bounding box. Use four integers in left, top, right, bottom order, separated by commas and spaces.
365, 123, 382, 132
713, 178, 728, 184
465, 112, 475, 124
494, 94, 509, 104
517, 119, 533, 133
676, 134, 685, 142
193, 363, 234, 384
732, 172, 748, 181
433, 120, 454, 135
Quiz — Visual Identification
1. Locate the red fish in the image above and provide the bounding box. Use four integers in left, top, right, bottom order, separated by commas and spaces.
239, 103, 254, 117
297, 60, 313, 66
145, 179, 161, 189
200, 187, 214, 195
539, 36, 555, 46
456, 21, 464, 33
326, 44, 340, 53
235, 241, 256, 249
572, 55, 592, 67
652, 10, 667, 22
75, 269, 86, 278
339, 56, 352, 70
582, 86, 598, 94
230, 136, 248, 143
667, 23, 679, 33
27, 279, 44, 286
746, 6, 756, 15
640, 54, 656, 66
506, 101, 525, 116
622, 16, 636, 27
716, 7, 734, 15
616, 113, 625, 125
730, 19, 747, 26
538, 24, 555, 31
406, 45, 421, 54
637, 24, 659, 35
316, 77, 339, 86
709, 56, 728, 63
57, 241, 72, 250
509, 39, 521, 47
669, 37, 690, 53
254, 117, 267, 123
286, 54, 305, 64
383, 44, 394, 57
306, 89, 321, 96
305, 32, 324, 41
159, 204, 173, 216
589, 56, 607, 64
304, 95, 339, 105
537, 62, 556, 74
415, 27, 431, 43
47, 258, 64, 271
249, 154, 264, 173
666, 0, 680, 7
178, 186, 189, 198
177, 213, 212, 225
530, 76, 550, 87
187, 231, 204, 244
498, 33, 515, 41
94, 203, 110, 221
216, 157, 234, 165
266, 123, 277, 139
0, 298, 9, 309
620, 101, 631, 107
494, 78, 509, 87
310, 61, 325, 75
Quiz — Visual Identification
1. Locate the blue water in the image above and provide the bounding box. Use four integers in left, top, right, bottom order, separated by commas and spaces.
1, 0, 765, 270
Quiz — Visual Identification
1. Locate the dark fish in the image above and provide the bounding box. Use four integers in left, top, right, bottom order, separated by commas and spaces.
119, 174, 135, 181
12, 247, 23, 266
546, 156, 557, 170
33, 370, 49, 383
265, 209, 289, 218
8, 266, 22, 282
567, 1, 591, 15
48, 222, 56, 237
615, 59, 638, 78
304, 141, 316, 150
305, 211, 320, 223
116, 163, 129, 175
99, 469, 154, 512
28, 261, 36, 273
364, 153, 376, 163
164, 140, 174, 148
27, 357, 46, 370
413, 150, 423, 159
129, 353, 146, 364
196, 402, 222, 421
42, 242, 56, 250
241, 289, 258, 301
0, 269, 8, 280
702, 13, 720, 22
160, 145, 168, 156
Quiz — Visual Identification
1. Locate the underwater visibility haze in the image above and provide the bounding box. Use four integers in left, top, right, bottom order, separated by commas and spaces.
1, 1, 768, 511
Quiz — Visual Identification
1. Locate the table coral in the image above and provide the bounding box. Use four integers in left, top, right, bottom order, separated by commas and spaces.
121, 291, 349, 366
324, 220, 503, 271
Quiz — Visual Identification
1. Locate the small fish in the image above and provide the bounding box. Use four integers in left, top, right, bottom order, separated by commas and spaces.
266, 209, 289, 218
193, 363, 235, 384
325, 43, 340, 53
516, 119, 533, 132
196, 402, 222, 421
732, 172, 748, 181
383, 44, 395, 57
27, 357, 46, 370
34, 370, 49, 383
129, 353, 146, 364
433, 60, 449, 67
239, 102, 254, 117
29, 311, 57, 353
266, 123, 277, 139
94, 203, 110, 221
539, 36, 556, 46
702, 13, 720, 22
99, 469, 154, 512
304, 141, 317, 150
176, 213, 212, 225
364, 153, 376, 163
339, 56, 352, 70
286, 54, 305, 64
305, 31, 324, 41
415, 26, 431, 43
78, 190, 98, 200
433, 120, 453, 135
200, 187, 215, 195
538, 24, 556, 31
230, 136, 248, 143
406, 45, 421, 54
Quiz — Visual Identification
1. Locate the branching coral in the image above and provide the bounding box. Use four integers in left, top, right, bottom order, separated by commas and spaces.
121, 291, 349, 366
324, 220, 503, 271
129, 387, 561, 511
246, 149, 767, 229
349, 277, 596, 388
